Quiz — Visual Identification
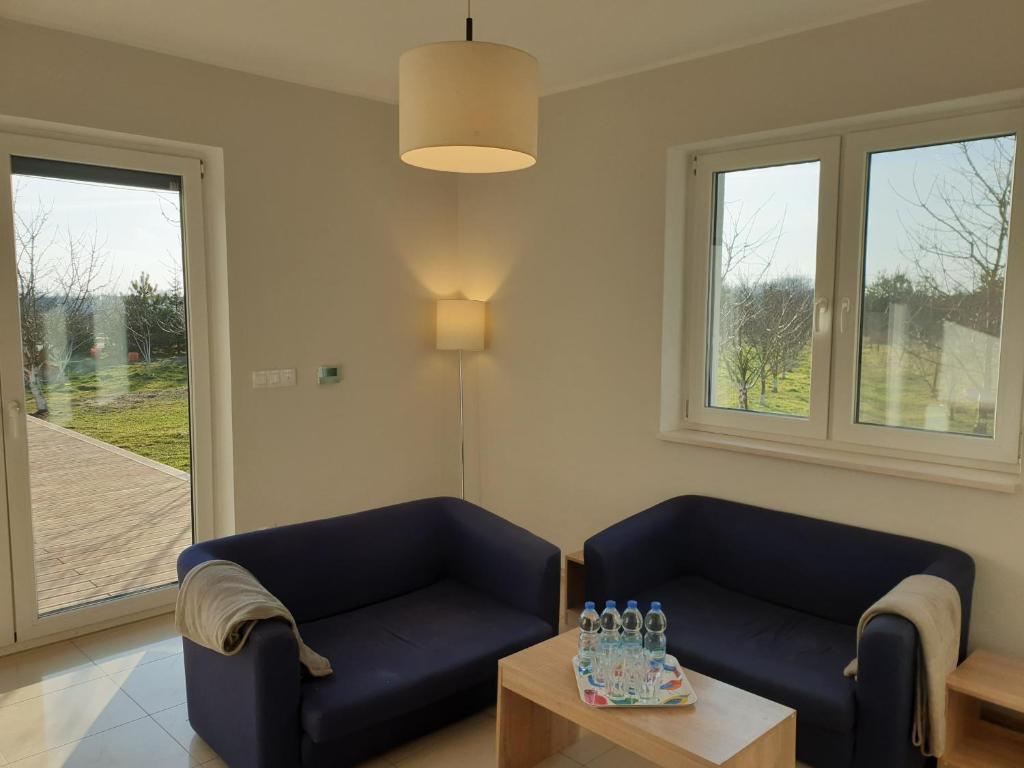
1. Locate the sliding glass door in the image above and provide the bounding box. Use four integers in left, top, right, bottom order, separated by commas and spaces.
0, 133, 211, 642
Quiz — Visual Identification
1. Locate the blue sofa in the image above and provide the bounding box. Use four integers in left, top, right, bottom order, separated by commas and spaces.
584, 495, 974, 768
177, 497, 560, 768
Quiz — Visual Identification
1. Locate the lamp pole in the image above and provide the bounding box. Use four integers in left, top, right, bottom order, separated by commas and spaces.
458, 348, 466, 499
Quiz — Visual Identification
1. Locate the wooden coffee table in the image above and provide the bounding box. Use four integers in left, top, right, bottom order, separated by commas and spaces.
497, 630, 796, 768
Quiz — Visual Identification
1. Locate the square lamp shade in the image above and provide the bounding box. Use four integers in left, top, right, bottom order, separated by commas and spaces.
436, 299, 486, 351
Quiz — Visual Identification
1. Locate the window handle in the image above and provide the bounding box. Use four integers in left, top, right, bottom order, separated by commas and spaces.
813, 298, 830, 334
839, 298, 851, 334
6, 400, 22, 440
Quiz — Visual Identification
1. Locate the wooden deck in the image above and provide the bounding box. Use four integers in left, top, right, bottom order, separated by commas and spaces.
26, 416, 192, 614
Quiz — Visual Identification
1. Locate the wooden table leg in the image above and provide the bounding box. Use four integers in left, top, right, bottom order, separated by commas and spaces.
497, 671, 579, 768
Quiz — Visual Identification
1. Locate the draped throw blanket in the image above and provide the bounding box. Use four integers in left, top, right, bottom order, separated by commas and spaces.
844, 574, 961, 757
175, 559, 333, 677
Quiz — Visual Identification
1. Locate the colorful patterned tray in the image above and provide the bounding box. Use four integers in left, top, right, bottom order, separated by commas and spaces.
571, 653, 697, 708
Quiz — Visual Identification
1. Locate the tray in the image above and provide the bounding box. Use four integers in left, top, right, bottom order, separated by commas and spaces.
571, 653, 697, 707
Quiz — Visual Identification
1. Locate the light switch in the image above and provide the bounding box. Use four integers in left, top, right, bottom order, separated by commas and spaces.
253, 368, 297, 388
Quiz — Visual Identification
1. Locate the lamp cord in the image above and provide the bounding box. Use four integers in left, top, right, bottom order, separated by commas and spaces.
466, 0, 473, 40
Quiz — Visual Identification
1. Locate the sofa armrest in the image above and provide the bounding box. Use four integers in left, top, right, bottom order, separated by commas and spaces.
924, 553, 975, 662
445, 501, 561, 634
183, 620, 303, 768
852, 614, 924, 768
584, 498, 685, 604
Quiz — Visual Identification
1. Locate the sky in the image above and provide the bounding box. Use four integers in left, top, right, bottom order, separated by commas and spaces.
12, 174, 184, 295
715, 134, 1016, 287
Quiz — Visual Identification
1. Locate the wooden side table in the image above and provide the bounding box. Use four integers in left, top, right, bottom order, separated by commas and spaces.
564, 550, 586, 615
942, 650, 1024, 767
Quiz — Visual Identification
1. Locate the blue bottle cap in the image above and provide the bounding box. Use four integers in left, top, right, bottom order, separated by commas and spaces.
627, 600, 638, 609
605, 600, 617, 608
651, 601, 662, 611
584, 601, 595, 610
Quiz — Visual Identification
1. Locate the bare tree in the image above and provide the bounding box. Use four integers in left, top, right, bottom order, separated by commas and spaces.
713, 199, 800, 410
895, 137, 1014, 433
13, 187, 111, 413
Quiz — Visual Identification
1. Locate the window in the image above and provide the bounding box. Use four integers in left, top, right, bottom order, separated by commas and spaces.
856, 137, 1013, 438
686, 138, 839, 439
671, 106, 1024, 482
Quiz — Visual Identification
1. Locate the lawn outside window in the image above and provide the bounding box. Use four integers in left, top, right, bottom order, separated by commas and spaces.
661, 99, 1024, 490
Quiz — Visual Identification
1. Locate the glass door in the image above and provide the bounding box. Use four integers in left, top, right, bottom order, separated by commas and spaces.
0, 133, 209, 642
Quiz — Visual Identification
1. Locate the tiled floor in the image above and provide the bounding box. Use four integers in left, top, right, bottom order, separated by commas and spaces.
0, 614, 810, 767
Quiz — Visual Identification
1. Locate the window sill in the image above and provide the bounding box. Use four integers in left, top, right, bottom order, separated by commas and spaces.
658, 428, 1022, 493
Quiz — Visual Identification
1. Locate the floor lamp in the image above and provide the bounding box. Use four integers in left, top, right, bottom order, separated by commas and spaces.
436, 299, 486, 499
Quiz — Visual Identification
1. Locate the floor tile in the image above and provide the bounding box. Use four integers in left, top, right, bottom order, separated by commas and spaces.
389, 713, 494, 767
534, 757, 579, 768
151, 704, 216, 764
8, 717, 192, 767
107, 654, 186, 714
0, 677, 146, 762
587, 746, 658, 768
0, 642, 104, 707
560, 729, 615, 764
73, 615, 181, 674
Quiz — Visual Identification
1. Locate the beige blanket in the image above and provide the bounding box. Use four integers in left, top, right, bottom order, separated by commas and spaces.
843, 574, 960, 757
175, 559, 332, 677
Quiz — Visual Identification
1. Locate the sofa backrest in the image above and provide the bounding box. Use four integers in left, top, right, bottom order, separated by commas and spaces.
676, 496, 975, 643
177, 498, 448, 623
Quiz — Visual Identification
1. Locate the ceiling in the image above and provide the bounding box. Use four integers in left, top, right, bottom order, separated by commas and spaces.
0, 0, 925, 103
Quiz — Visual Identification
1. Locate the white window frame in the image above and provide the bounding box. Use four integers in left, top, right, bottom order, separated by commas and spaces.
832, 110, 1024, 465
661, 95, 1024, 491
685, 137, 840, 440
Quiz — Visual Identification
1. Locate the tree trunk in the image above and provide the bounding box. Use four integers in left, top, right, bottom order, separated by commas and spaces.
738, 385, 749, 410
759, 376, 767, 407
26, 367, 48, 414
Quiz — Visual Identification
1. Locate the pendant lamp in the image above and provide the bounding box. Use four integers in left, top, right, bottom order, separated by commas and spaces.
399, 2, 538, 173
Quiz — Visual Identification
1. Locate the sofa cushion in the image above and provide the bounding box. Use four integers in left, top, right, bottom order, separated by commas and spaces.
642, 575, 857, 734
298, 578, 551, 742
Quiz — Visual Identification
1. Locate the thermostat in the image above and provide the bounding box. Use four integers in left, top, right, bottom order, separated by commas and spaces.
317, 366, 341, 385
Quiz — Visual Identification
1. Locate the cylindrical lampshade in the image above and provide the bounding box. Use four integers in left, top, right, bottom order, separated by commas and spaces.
436, 299, 486, 351
400, 41, 538, 174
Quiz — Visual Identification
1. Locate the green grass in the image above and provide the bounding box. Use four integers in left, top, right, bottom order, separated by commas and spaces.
26, 360, 192, 472
857, 345, 987, 435
712, 343, 990, 435
712, 347, 813, 417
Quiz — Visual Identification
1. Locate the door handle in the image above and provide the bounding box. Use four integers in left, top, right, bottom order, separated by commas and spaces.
6, 400, 21, 440
813, 298, 830, 334
839, 298, 851, 334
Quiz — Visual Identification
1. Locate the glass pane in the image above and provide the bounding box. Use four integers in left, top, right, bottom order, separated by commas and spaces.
857, 135, 1016, 437
12, 160, 194, 616
707, 161, 820, 417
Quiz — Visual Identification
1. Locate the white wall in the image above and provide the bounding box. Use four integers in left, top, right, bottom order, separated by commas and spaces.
457, 0, 1024, 655
0, 19, 464, 532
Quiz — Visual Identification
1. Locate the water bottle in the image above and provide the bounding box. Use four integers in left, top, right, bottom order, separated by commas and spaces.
620, 600, 644, 698
577, 601, 601, 675
596, 600, 621, 688
642, 601, 668, 701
